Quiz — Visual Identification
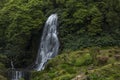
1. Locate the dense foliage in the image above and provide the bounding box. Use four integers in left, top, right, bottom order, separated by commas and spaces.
0, 0, 120, 69
31, 47, 120, 80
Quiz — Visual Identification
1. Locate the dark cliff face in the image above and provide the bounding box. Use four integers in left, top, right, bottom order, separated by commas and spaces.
24, 28, 44, 68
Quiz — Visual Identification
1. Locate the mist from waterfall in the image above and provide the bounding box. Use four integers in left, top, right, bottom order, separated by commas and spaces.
35, 14, 59, 71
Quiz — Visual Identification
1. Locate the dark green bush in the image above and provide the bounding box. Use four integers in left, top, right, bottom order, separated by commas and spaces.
88, 73, 104, 80
55, 74, 74, 80
74, 53, 92, 66
65, 67, 76, 74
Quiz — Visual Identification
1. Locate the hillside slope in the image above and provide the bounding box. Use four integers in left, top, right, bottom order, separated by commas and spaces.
31, 47, 120, 80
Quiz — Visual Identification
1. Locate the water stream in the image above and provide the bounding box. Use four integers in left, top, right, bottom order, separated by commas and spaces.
35, 14, 59, 71
8, 14, 59, 80
7, 69, 30, 80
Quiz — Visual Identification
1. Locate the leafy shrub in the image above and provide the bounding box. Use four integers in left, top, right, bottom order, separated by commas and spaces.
20, 78, 25, 80
65, 67, 76, 74
88, 73, 104, 80
54, 74, 74, 80
74, 53, 92, 66
48, 72, 57, 78
89, 47, 100, 65
0, 63, 5, 70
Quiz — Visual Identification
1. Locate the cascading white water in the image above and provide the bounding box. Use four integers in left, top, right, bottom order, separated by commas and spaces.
11, 60, 14, 69
35, 14, 59, 71
10, 70, 23, 80
8, 69, 30, 80
9, 60, 23, 80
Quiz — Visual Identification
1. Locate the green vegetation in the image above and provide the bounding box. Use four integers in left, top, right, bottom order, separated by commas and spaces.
88, 63, 120, 80
31, 47, 120, 80
0, 0, 120, 80
0, 54, 7, 79
0, 0, 120, 68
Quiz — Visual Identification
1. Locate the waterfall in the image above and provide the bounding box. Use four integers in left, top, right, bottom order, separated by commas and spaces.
12, 71, 22, 80
11, 60, 14, 69
8, 70, 23, 80
9, 60, 23, 80
8, 69, 31, 80
35, 14, 59, 71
